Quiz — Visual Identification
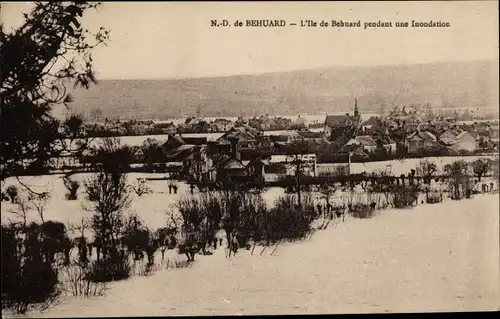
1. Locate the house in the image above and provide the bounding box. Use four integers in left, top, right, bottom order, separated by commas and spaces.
440, 131, 477, 153
250, 114, 274, 131
211, 118, 234, 132
131, 146, 145, 162
361, 116, 381, 132
182, 118, 209, 133
268, 131, 302, 145
153, 122, 177, 135
245, 157, 267, 185
185, 146, 215, 183
338, 143, 369, 161
405, 131, 437, 154
385, 119, 399, 130
212, 138, 248, 184
217, 125, 259, 147
108, 126, 127, 135
341, 135, 378, 153
438, 128, 462, 142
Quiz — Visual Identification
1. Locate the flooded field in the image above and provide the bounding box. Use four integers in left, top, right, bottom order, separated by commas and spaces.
1, 172, 498, 316
13, 193, 499, 316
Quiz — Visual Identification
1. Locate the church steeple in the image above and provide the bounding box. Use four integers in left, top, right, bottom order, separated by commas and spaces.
354, 97, 359, 118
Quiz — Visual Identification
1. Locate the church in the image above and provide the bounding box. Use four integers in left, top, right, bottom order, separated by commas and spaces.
323, 98, 362, 140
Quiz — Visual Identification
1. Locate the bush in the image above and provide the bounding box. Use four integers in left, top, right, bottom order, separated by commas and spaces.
1, 225, 61, 314
130, 178, 153, 196
164, 259, 192, 269
426, 192, 443, 204
266, 194, 316, 242
6, 185, 18, 203
63, 177, 80, 200
86, 254, 131, 283
61, 263, 107, 297
391, 185, 420, 208
348, 203, 376, 219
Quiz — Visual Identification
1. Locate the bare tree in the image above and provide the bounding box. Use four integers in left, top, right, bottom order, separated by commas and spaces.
28, 191, 51, 224
315, 183, 338, 222
416, 159, 438, 201
63, 175, 80, 200
129, 178, 153, 197
444, 160, 471, 200
84, 167, 131, 260
8, 193, 32, 230
472, 158, 492, 182
286, 138, 313, 208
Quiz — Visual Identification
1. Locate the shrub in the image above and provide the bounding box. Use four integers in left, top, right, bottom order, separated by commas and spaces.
61, 263, 107, 297
164, 259, 192, 269
63, 177, 80, 200
130, 178, 153, 196
391, 185, 420, 208
1, 224, 61, 314
426, 191, 443, 204
86, 253, 131, 283
266, 194, 316, 242
6, 185, 18, 203
348, 203, 376, 219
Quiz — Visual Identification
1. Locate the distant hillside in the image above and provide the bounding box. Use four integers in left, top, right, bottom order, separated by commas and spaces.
68, 60, 499, 120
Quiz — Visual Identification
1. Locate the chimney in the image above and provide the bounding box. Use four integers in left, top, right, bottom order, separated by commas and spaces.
229, 137, 240, 160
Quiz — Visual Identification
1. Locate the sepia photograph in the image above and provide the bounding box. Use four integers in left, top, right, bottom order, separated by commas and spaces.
1, 1, 499, 317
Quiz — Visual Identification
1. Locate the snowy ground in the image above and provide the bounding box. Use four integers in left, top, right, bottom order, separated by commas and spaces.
349, 155, 497, 176
3, 191, 499, 316
2, 171, 499, 316
29, 194, 499, 316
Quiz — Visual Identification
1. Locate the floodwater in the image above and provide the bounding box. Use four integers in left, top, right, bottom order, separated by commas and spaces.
21, 193, 499, 316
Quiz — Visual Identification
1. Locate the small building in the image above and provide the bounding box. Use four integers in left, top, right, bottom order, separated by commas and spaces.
405, 131, 437, 154
341, 135, 378, 153
211, 118, 234, 132
440, 130, 477, 153
361, 116, 381, 132
153, 122, 177, 135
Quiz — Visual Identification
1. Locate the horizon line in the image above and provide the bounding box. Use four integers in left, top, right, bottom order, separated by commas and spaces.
95, 58, 498, 82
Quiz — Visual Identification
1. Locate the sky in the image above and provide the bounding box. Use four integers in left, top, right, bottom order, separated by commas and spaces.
2, 1, 499, 80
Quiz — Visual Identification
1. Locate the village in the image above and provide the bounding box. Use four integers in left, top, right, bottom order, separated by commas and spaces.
49, 99, 500, 189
